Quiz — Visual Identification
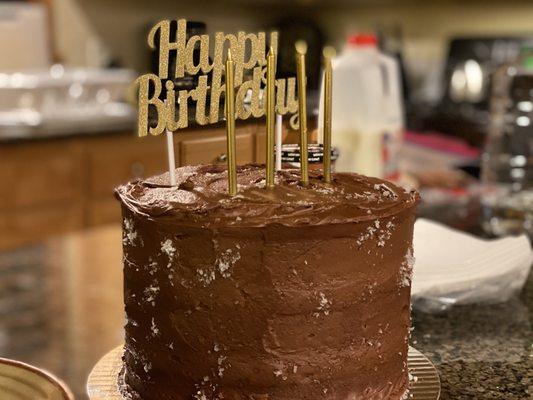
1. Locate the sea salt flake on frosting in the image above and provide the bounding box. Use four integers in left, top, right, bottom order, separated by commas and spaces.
254, 179, 266, 188
123, 218, 141, 246
144, 284, 159, 306
314, 186, 334, 195
140, 187, 198, 205
356, 218, 396, 247
217, 248, 241, 278
373, 183, 398, 200
146, 258, 158, 275
150, 318, 160, 337
399, 247, 415, 287
197, 268, 216, 286
378, 232, 391, 247
161, 239, 177, 260
356, 225, 377, 246
194, 391, 208, 400
366, 281, 378, 295
314, 292, 332, 317
217, 355, 228, 377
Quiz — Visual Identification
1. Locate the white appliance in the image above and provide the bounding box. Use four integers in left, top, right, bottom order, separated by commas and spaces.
0, 3, 51, 71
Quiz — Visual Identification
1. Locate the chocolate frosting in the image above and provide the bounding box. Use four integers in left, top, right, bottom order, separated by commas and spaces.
115, 164, 417, 227
116, 164, 419, 400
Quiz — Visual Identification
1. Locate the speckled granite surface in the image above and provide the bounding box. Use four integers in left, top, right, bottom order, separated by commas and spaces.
412, 271, 533, 399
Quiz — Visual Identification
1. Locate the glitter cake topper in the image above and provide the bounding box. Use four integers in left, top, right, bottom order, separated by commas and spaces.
136, 19, 298, 137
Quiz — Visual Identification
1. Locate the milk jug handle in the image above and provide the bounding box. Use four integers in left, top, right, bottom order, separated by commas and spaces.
379, 62, 391, 97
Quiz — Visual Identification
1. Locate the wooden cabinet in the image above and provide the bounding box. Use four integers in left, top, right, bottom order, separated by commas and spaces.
180, 129, 255, 166
85, 134, 167, 197
1, 205, 84, 249
0, 142, 83, 210
86, 198, 121, 226
83, 134, 170, 226
0, 121, 265, 249
255, 131, 266, 165
0, 141, 84, 248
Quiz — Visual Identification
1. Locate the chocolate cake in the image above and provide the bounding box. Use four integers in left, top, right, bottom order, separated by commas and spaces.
116, 164, 418, 400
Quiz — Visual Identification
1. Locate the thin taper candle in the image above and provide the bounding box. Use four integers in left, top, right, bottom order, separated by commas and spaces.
295, 40, 309, 186
265, 47, 276, 188
323, 46, 335, 183
225, 49, 237, 196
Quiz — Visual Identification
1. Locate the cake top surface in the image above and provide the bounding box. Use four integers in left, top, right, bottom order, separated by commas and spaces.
115, 164, 418, 227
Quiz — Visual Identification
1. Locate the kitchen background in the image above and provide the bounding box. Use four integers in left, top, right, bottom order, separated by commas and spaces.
52, 0, 533, 97
2, 0, 533, 248
0, 1, 532, 399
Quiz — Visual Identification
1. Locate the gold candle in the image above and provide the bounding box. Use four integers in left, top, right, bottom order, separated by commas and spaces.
225, 49, 237, 196
266, 46, 276, 188
295, 40, 309, 186
322, 46, 335, 183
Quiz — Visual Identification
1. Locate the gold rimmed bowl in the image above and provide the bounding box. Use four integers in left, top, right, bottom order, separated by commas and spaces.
0, 358, 74, 400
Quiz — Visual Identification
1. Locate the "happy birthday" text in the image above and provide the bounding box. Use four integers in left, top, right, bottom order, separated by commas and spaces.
136, 19, 298, 136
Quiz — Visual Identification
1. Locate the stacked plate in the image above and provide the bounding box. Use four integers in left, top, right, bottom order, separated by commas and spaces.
412, 219, 532, 311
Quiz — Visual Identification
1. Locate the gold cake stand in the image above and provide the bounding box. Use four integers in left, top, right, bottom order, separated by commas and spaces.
87, 346, 440, 400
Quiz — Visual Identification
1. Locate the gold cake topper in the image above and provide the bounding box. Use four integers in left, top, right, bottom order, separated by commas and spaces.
136, 19, 298, 137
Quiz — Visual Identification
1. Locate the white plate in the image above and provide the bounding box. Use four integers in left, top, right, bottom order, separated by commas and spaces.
412, 219, 532, 303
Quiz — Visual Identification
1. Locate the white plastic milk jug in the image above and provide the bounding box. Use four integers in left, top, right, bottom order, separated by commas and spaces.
319, 33, 404, 179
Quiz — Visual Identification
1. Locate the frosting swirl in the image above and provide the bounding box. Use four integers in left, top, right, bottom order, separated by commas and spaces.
115, 164, 418, 227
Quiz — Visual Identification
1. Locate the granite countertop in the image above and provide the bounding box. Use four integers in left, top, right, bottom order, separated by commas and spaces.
0, 225, 530, 399
412, 273, 532, 399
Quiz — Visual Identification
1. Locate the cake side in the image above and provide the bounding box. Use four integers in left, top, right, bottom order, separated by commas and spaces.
117, 165, 418, 400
